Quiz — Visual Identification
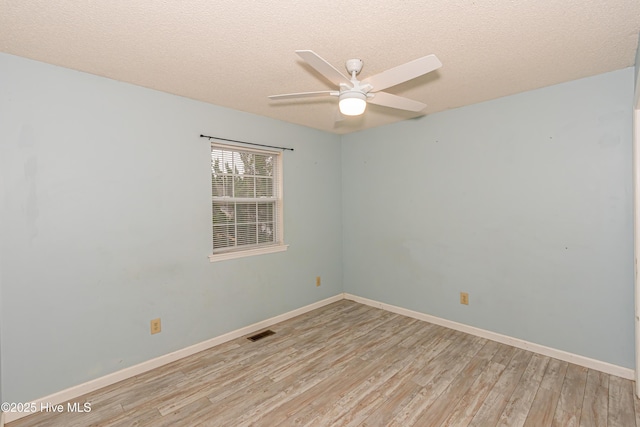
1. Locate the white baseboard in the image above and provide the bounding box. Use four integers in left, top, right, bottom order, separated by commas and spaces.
344, 293, 634, 380
4, 293, 345, 423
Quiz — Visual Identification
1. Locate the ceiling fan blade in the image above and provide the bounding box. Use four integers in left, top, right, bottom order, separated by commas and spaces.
268, 90, 337, 100
296, 50, 351, 87
363, 54, 442, 92
368, 91, 427, 112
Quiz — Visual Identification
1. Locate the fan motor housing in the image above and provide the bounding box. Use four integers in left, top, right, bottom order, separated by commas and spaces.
345, 59, 363, 75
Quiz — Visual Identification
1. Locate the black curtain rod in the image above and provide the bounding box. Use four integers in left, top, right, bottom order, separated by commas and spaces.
200, 134, 294, 151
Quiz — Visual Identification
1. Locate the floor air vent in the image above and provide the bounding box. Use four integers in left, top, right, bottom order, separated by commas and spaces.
247, 330, 275, 342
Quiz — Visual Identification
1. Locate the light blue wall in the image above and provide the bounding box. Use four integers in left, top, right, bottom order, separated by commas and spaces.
0, 53, 343, 402
342, 68, 635, 368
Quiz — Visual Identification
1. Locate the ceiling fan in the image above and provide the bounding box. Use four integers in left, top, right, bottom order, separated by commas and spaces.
268, 50, 442, 117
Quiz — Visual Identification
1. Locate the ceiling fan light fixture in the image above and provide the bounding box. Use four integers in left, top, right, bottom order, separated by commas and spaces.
269, 51, 442, 120
339, 91, 367, 116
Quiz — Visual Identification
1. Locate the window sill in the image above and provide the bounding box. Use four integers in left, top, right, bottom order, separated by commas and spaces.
209, 244, 289, 262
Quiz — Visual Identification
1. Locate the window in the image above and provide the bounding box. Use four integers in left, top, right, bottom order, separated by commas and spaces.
209, 142, 287, 261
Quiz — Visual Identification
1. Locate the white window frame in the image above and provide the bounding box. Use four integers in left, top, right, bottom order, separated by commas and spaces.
209, 142, 287, 262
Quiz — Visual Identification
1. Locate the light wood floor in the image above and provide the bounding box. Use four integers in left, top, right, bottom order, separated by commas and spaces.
8, 300, 640, 426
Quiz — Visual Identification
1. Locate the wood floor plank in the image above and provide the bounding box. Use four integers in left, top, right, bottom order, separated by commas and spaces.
357, 327, 464, 426
7, 300, 639, 427
579, 369, 609, 427
93, 405, 160, 427
496, 353, 549, 427
387, 336, 487, 426
608, 375, 636, 427
140, 397, 212, 427
551, 363, 588, 427
236, 354, 382, 425
522, 358, 569, 427
410, 339, 501, 426
410, 331, 476, 387
281, 358, 383, 423
293, 350, 415, 425
467, 347, 533, 427
440, 358, 512, 427
309, 340, 431, 425
398, 321, 439, 348
360, 379, 423, 426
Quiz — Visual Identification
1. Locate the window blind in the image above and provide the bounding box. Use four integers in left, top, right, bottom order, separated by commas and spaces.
211, 143, 282, 253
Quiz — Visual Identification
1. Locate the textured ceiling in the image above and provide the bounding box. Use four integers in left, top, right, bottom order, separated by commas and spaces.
1, 0, 639, 134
